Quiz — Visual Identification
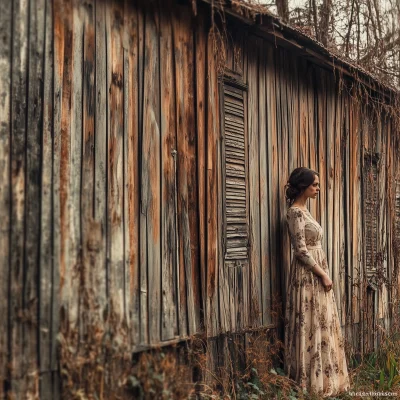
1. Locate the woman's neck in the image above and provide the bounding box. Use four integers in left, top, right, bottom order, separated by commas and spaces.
292, 196, 308, 209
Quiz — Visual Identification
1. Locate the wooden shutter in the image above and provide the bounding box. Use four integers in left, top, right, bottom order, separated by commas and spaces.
221, 82, 249, 266
394, 179, 400, 266
395, 180, 400, 242
364, 153, 379, 284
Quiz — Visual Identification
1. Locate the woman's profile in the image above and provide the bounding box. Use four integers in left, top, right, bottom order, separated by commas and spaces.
284, 167, 350, 398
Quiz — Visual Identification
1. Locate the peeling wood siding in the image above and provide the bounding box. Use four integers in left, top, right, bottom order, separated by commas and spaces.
1, 0, 400, 396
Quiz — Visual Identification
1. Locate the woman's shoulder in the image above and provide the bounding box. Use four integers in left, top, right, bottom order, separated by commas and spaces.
287, 206, 305, 218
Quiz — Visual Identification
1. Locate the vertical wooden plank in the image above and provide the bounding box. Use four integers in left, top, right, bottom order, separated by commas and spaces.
57, 0, 82, 345
343, 91, 352, 321
68, 0, 84, 330
285, 51, 299, 285
273, 47, 284, 339
259, 41, 271, 325
326, 77, 335, 279
159, 2, 178, 340
40, 0, 55, 397
339, 90, 347, 324
141, 3, 161, 343
218, 84, 229, 333
206, 27, 220, 337
195, 10, 207, 331
287, 52, 299, 182
52, 0, 66, 379
298, 58, 309, 167
9, 0, 29, 395
350, 94, 361, 324
26, 0, 46, 380
90, 1, 108, 346
307, 65, 317, 217
385, 118, 393, 324
81, 0, 99, 348
333, 86, 342, 320
338, 87, 347, 324
173, 5, 201, 336
0, 0, 11, 395
123, 42, 130, 330
247, 37, 262, 328
316, 68, 327, 254
94, 0, 108, 326
377, 115, 387, 321
278, 49, 290, 308
266, 43, 278, 327
106, 0, 126, 328
123, 0, 140, 346
138, 4, 148, 345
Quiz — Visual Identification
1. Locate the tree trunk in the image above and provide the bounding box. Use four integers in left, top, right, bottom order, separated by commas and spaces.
276, 0, 289, 22
319, 0, 332, 46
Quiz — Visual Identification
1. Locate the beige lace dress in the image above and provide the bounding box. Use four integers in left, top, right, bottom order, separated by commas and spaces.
284, 206, 350, 398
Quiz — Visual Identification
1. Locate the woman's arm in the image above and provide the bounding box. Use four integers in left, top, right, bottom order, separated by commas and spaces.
287, 208, 327, 278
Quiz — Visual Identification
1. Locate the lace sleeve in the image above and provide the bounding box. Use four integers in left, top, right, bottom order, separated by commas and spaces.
287, 208, 318, 270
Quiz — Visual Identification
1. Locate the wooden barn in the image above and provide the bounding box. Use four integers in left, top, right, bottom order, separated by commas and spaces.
1, 0, 400, 397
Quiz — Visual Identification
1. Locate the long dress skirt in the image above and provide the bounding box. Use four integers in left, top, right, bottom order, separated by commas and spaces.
284, 206, 350, 398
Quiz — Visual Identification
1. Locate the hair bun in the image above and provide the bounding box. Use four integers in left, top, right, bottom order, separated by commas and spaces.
284, 167, 319, 207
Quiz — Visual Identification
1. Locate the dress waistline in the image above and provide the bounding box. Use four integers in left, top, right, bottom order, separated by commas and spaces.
307, 244, 322, 249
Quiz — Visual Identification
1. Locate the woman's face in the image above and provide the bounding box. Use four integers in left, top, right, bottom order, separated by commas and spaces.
304, 175, 320, 199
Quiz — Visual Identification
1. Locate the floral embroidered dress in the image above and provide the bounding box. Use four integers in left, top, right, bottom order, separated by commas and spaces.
284, 206, 350, 398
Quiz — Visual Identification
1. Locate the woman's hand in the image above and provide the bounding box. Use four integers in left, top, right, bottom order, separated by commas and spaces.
321, 274, 333, 292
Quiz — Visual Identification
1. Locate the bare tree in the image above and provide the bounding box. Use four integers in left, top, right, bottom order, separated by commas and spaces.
276, 0, 290, 21
319, 0, 333, 45
243, 0, 400, 87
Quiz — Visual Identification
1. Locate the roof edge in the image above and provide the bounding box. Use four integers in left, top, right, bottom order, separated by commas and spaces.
200, 0, 399, 100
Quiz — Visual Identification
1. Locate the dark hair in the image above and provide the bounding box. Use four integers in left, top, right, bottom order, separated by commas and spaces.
284, 167, 319, 207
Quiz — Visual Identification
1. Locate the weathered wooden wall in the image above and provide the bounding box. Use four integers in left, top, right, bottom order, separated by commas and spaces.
1, 0, 400, 397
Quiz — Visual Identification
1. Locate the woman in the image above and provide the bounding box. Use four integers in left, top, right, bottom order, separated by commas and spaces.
284, 167, 350, 398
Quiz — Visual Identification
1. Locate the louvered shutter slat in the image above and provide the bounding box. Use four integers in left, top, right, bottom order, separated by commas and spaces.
222, 84, 249, 263
364, 157, 378, 279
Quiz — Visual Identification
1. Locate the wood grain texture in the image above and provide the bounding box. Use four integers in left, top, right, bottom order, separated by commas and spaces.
195, 10, 207, 332
316, 68, 327, 256
94, 0, 108, 328
138, 3, 148, 345
307, 65, 317, 218
350, 94, 362, 324
142, 3, 161, 343
287, 53, 299, 176
326, 77, 335, 280
40, 0, 54, 388
52, 0, 64, 376
69, 0, 84, 330
247, 37, 262, 328
107, 0, 125, 325
160, 2, 178, 340
81, 0, 96, 337
9, 0, 29, 394
333, 87, 342, 320
298, 58, 309, 167
123, 0, 141, 346
278, 49, 290, 310
258, 41, 272, 325
206, 27, 220, 337
173, 5, 201, 336
265, 43, 278, 326
0, 0, 11, 394
343, 92, 352, 320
